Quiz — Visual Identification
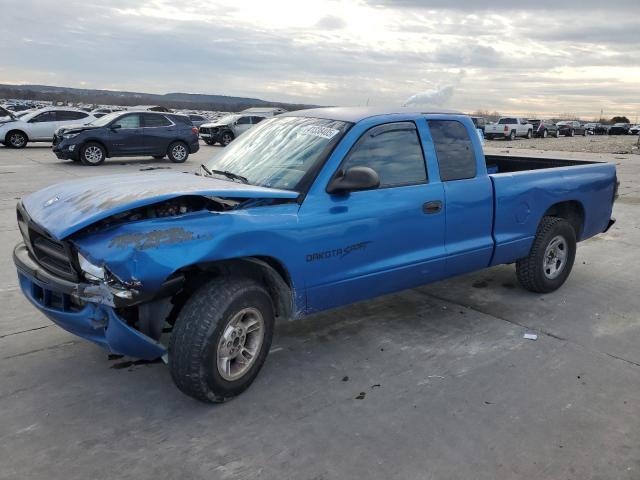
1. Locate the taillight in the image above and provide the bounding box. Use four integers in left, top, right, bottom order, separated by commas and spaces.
504, 125, 509, 132
192, 127, 199, 134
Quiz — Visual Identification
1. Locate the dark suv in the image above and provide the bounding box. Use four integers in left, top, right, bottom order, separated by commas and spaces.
52, 111, 200, 166
529, 119, 559, 138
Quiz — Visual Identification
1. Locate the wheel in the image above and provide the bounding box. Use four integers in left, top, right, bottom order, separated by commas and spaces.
5, 130, 27, 148
153, 155, 164, 159
525, 129, 532, 139
220, 131, 234, 146
204, 139, 215, 146
554, 129, 560, 138
485, 135, 494, 140
569, 129, 574, 137
516, 216, 576, 293
583, 129, 587, 136
80, 142, 106, 166
508, 130, 516, 141
167, 141, 189, 163
169, 277, 275, 403
542, 129, 548, 138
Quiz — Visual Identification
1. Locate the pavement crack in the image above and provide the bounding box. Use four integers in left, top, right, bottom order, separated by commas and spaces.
3, 340, 78, 360
0, 325, 52, 339
413, 288, 640, 369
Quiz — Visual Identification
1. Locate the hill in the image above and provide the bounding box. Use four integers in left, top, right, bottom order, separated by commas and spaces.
0, 84, 319, 112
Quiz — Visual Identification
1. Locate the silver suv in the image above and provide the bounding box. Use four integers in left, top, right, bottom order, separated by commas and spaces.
199, 114, 267, 146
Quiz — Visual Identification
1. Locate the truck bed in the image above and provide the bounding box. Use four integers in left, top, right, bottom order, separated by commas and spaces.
484, 154, 616, 267
485, 154, 598, 174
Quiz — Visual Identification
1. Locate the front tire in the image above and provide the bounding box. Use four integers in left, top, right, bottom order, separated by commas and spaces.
80, 142, 106, 166
220, 131, 234, 146
554, 129, 560, 138
516, 216, 576, 293
167, 141, 189, 163
169, 277, 275, 403
526, 129, 532, 139
5, 130, 27, 148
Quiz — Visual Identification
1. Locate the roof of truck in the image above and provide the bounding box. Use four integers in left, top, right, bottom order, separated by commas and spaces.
282, 106, 463, 123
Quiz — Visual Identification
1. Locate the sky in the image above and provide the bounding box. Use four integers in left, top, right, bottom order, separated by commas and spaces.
1, 0, 639, 118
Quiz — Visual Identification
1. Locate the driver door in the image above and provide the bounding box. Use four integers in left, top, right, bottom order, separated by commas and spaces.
299, 121, 446, 313
28, 111, 58, 140
108, 113, 145, 155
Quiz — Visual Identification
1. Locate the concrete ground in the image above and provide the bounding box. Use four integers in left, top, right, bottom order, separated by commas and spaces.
0, 142, 638, 480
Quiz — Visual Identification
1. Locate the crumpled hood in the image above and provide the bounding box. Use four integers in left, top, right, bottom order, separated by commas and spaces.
22, 171, 299, 239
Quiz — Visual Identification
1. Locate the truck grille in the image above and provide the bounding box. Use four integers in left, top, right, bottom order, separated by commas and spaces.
17, 203, 79, 282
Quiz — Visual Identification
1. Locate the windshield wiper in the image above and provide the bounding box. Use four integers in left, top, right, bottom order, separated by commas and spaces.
201, 165, 249, 184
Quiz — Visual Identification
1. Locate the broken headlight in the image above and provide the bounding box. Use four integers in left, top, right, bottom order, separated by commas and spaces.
78, 252, 105, 281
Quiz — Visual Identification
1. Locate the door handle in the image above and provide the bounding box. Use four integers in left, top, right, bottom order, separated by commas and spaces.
422, 201, 442, 214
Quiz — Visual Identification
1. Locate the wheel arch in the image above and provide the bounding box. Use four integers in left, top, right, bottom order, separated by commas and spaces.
165, 256, 297, 325
542, 200, 585, 240
5, 128, 29, 143
82, 138, 111, 157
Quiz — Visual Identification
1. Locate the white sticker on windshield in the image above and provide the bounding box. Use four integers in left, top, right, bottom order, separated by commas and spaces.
300, 125, 340, 140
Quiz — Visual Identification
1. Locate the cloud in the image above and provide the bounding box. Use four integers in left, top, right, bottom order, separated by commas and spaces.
0, 0, 639, 117
404, 85, 455, 107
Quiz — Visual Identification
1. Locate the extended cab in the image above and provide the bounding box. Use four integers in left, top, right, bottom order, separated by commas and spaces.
485, 117, 533, 140
13, 108, 617, 403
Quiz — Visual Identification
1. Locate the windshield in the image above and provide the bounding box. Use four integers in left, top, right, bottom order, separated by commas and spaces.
498, 118, 516, 124
90, 111, 124, 126
203, 116, 350, 191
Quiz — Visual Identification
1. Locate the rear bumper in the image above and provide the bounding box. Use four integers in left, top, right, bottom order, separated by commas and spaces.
14, 243, 165, 359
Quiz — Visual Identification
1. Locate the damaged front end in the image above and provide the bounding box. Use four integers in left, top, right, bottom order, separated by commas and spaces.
14, 183, 298, 359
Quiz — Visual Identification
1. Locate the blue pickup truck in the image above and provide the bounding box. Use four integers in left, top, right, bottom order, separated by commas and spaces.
13, 107, 617, 403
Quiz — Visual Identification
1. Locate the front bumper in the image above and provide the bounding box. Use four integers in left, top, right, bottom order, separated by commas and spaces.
14, 243, 166, 359
52, 139, 80, 160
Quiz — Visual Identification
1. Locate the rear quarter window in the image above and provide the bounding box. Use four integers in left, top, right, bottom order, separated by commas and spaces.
428, 120, 477, 182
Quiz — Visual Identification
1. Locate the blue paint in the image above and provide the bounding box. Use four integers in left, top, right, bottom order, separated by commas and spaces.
14, 108, 617, 359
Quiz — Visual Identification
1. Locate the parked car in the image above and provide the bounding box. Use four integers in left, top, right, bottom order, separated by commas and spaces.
529, 119, 559, 138
470, 116, 486, 132
557, 121, 587, 137
584, 123, 608, 135
0, 107, 96, 148
187, 114, 208, 128
628, 125, 640, 135
608, 123, 631, 135
199, 114, 267, 146
51, 111, 199, 165
13, 108, 618, 402
484, 117, 533, 140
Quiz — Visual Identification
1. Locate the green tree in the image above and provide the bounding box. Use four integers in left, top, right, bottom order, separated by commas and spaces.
610, 116, 630, 123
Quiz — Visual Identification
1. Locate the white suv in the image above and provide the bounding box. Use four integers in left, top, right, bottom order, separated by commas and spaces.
0, 107, 96, 148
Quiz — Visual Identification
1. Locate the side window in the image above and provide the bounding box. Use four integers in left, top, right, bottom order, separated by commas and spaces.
251, 116, 265, 124
341, 122, 427, 188
428, 120, 477, 182
31, 111, 56, 123
58, 111, 88, 121
114, 114, 141, 129
143, 113, 172, 127
237, 116, 251, 125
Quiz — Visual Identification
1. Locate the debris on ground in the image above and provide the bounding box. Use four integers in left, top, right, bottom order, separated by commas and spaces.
342, 376, 349, 382
355, 392, 366, 400
523, 333, 538, 340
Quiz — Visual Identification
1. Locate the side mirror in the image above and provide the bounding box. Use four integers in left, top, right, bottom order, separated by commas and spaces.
327, 166, 380, 194
110, 124, 121, 130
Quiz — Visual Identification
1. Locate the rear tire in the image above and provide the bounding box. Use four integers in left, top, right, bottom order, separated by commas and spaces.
516, 216, 576, 293
508, 130, 516, 141
204, 139, 215, 146
569, 129, 575, 137
80, 142, 106, 166
169, 277, 275, 403
485, 134, 494, 140
526, 129, 532, 139
542, 129, 548, 138
5, 130, 27, 148
167, 141, 189, 163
